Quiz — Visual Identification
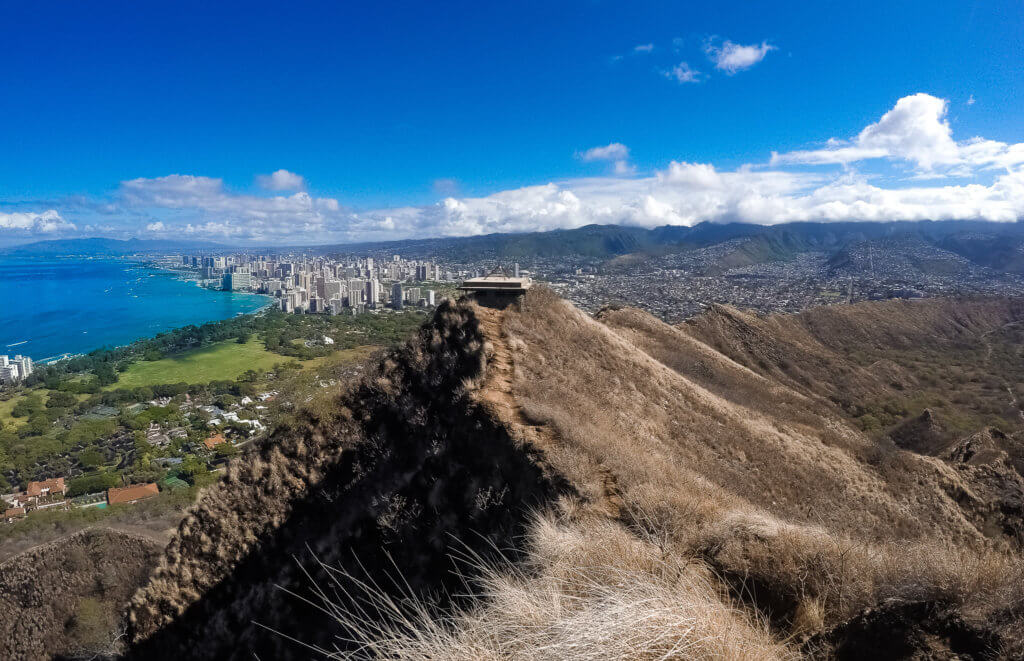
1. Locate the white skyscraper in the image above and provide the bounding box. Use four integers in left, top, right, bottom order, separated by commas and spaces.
366, 279, 379, 307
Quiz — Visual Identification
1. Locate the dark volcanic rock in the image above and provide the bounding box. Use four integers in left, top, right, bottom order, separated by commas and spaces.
891, 409, 948, 455
805, 599, 1000, 660
942, 428, 1024, 546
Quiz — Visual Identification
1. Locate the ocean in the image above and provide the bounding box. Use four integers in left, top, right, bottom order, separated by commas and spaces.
0, 257, 270, 362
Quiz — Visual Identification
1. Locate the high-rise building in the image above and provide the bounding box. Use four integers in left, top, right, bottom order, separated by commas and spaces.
0, 365, 18, 385
391, 282, 404, 310
324, 281, 343, 299
222, 271, 252, 291
367, 279, 379, 307
0, 354, 32, 384
13, 355, 31, 379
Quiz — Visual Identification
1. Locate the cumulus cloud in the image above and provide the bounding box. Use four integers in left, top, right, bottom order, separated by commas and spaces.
580, 143, 630, 162
634, 43, 654, 53
705, 39, 775, 74
771, 93, 1024, 173
665, 62, 701, 83
0, 209, 76, 233
256, 169, 306, 191
116, 174, 346, 242
356, 162, 1023, 236
579, 142, 634, 176
12, 93, 1024, 244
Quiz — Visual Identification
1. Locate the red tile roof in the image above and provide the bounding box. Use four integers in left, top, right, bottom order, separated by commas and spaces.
26, 477, 66, 497
107, 483, 159, 505
4, 507, 26, 518
203, 433, 227, 450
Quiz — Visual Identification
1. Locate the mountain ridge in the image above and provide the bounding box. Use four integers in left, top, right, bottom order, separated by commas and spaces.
9, 220, 1024, 269
117, 291, 1024, 659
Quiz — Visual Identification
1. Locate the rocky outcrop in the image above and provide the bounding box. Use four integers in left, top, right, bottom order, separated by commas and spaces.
805, 599, 1000, 660
125, 299, 568, 660
943, 429, 1024, 546
891, 409, 947, 455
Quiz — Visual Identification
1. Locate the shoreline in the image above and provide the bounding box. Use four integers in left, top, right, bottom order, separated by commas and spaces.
1, 256, 275, 365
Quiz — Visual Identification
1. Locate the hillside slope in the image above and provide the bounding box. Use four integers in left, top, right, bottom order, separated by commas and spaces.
123, 292, 1024, 659
0, 528, 162, 660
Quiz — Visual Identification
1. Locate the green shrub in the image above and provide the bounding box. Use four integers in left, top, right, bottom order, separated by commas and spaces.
67, 472, 121, 498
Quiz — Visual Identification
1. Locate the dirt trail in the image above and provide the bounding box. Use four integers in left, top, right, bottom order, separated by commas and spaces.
979, 321, 1024, 422
471, 302, 624, 517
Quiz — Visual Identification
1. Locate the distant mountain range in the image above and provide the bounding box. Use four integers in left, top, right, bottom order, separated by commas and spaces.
318, 219, 1024, 273
7, 220, 1024, 274
1, 237, 230, 256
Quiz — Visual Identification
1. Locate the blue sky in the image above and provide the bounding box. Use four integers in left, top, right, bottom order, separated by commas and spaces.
1, 0, 1022, 245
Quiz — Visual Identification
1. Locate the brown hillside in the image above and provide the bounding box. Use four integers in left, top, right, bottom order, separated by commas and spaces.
123, 292, 1024, 659
126, 300, 568, 659
0, 528, 162, 661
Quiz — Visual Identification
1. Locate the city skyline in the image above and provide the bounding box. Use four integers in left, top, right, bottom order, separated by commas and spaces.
1, 1, 1023, 246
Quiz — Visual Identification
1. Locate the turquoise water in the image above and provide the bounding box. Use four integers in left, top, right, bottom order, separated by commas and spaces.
0, 257, 270, 362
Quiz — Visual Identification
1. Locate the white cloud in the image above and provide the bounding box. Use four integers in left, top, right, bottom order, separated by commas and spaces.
665, 62, 701, 83
580, 143, 630, 162
117, 174, 345, 242
256, 169, 306, 191
0, 209, 76, 233
613, 160, 637, 176
856, 93, 959, 169
356, 162, 1023, 235
967, 94, 976, 106
772, 93, 1024, 173
705, 39, 775, 74
634, 43, 654, 53
580, 142, 633, 176
15, 94, 1024, 244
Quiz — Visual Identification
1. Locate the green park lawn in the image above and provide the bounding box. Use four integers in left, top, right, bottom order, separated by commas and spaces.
0, 394, 24, 428
111, 338, 288, 388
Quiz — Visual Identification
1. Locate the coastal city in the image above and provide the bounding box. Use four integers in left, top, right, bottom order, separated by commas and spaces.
487, 237, 1024, 322
170, 253, 470, 314
0, 250, 535, 533
4, 231, 1024, 530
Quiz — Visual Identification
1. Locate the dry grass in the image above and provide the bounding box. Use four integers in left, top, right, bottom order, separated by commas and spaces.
693, 509, 1024, 630
121, 289, 1024, 658
0, 528, 162, 661
497, 289, 1024, 651
504, 288, 986, 546
309, 512, 794, 661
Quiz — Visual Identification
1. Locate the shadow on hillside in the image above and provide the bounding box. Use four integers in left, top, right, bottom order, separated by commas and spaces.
126, 300, 571, 660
